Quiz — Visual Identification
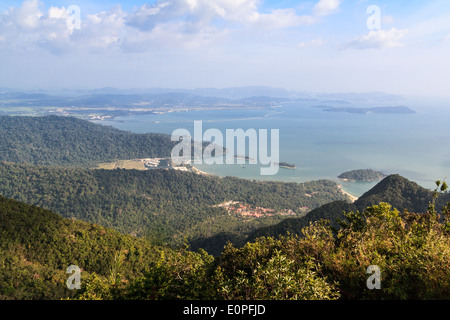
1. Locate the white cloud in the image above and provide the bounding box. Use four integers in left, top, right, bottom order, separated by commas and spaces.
13, 0, 43, 29
125, 0, 305, 32
125, 0, 342, 33
0, 0, 73, 54
0, 2, 126, 54
313, 0, 340, 17
343, 28, 408, 50
0, 0, 341, 54
125, 1, 173, 31
47, 6, 67, 20
247, 8, 305, 30
73, 7, 125, 51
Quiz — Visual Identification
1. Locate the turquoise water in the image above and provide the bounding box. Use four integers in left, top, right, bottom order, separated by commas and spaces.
92, 99, 450, 197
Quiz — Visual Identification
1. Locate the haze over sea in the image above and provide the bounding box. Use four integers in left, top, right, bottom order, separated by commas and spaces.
93, 96, 450, 198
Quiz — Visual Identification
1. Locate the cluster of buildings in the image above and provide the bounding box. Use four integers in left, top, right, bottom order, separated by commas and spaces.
144, 158, 160, 168
226, 203, 296, 219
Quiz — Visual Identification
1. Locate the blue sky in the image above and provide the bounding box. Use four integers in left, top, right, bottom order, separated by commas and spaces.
0, 0, 449, 97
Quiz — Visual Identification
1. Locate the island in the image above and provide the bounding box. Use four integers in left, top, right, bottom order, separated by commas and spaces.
338, 169, 387, 182
277, 161, 297, 170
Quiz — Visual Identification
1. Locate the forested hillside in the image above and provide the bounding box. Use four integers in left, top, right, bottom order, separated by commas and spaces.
2, 114, 449, 301
0, 195, 182, 299
0, 115, 176, 166
338, 169, 386, 181
2, 194, 449, 300
248, 175, 450, 241
0, 161, 347, 254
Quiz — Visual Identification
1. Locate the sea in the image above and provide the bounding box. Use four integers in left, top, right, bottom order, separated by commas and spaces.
92, 96, 450, 198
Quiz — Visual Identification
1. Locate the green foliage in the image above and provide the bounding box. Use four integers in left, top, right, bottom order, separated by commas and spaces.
124, 248, 215, 300
0, 115, 176, 167
212, 239, 340, 300
0, 195, 164, 300
355, 174, 437, 213
72, 273, 119, 300
300, 203, 450, 299
249, 174, 450, 241
2, 193, 450, 300
429, 179, 449, 214
2, 115, 450, 300
248, 201, 355, 242
0, 161, 347, 253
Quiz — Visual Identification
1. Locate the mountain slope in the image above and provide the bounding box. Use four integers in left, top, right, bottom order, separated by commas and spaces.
355, 174, 433, 212
0, 195, 166, 300
0, 161, 348, 253
247, 175, 450, 242
0, 115, 176, 167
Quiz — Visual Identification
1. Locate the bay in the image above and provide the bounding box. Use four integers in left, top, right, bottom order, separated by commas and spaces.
92, 98, 450, 198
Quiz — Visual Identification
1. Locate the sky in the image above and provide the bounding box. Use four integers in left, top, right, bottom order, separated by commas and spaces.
0, 0, 450, 97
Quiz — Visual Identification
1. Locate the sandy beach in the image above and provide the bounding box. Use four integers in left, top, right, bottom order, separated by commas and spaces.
191, 166, 214, 177
338, 185, 359, 203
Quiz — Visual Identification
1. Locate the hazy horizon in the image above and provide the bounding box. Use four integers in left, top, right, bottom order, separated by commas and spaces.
1, 0, 449, 98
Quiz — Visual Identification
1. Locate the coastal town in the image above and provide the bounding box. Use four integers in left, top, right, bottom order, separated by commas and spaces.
215, 201, 297, 219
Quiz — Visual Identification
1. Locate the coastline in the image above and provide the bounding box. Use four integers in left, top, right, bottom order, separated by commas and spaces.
192, 163, 360, 203
190, 165, 214, 177
338, 185, 358, 203
97, 156, 361, 202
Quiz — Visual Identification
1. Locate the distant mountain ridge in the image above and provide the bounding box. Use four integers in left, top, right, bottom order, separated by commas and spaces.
1, 87, 408, 121
0, 86, 404, 101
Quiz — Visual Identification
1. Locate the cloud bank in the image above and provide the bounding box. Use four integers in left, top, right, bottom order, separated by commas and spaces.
343, 28, 409, 50
0, 0, 342, 54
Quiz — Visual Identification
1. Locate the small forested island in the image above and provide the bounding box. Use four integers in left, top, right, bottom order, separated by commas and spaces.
277, 161, 297, 169
338, 169, 387, 182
